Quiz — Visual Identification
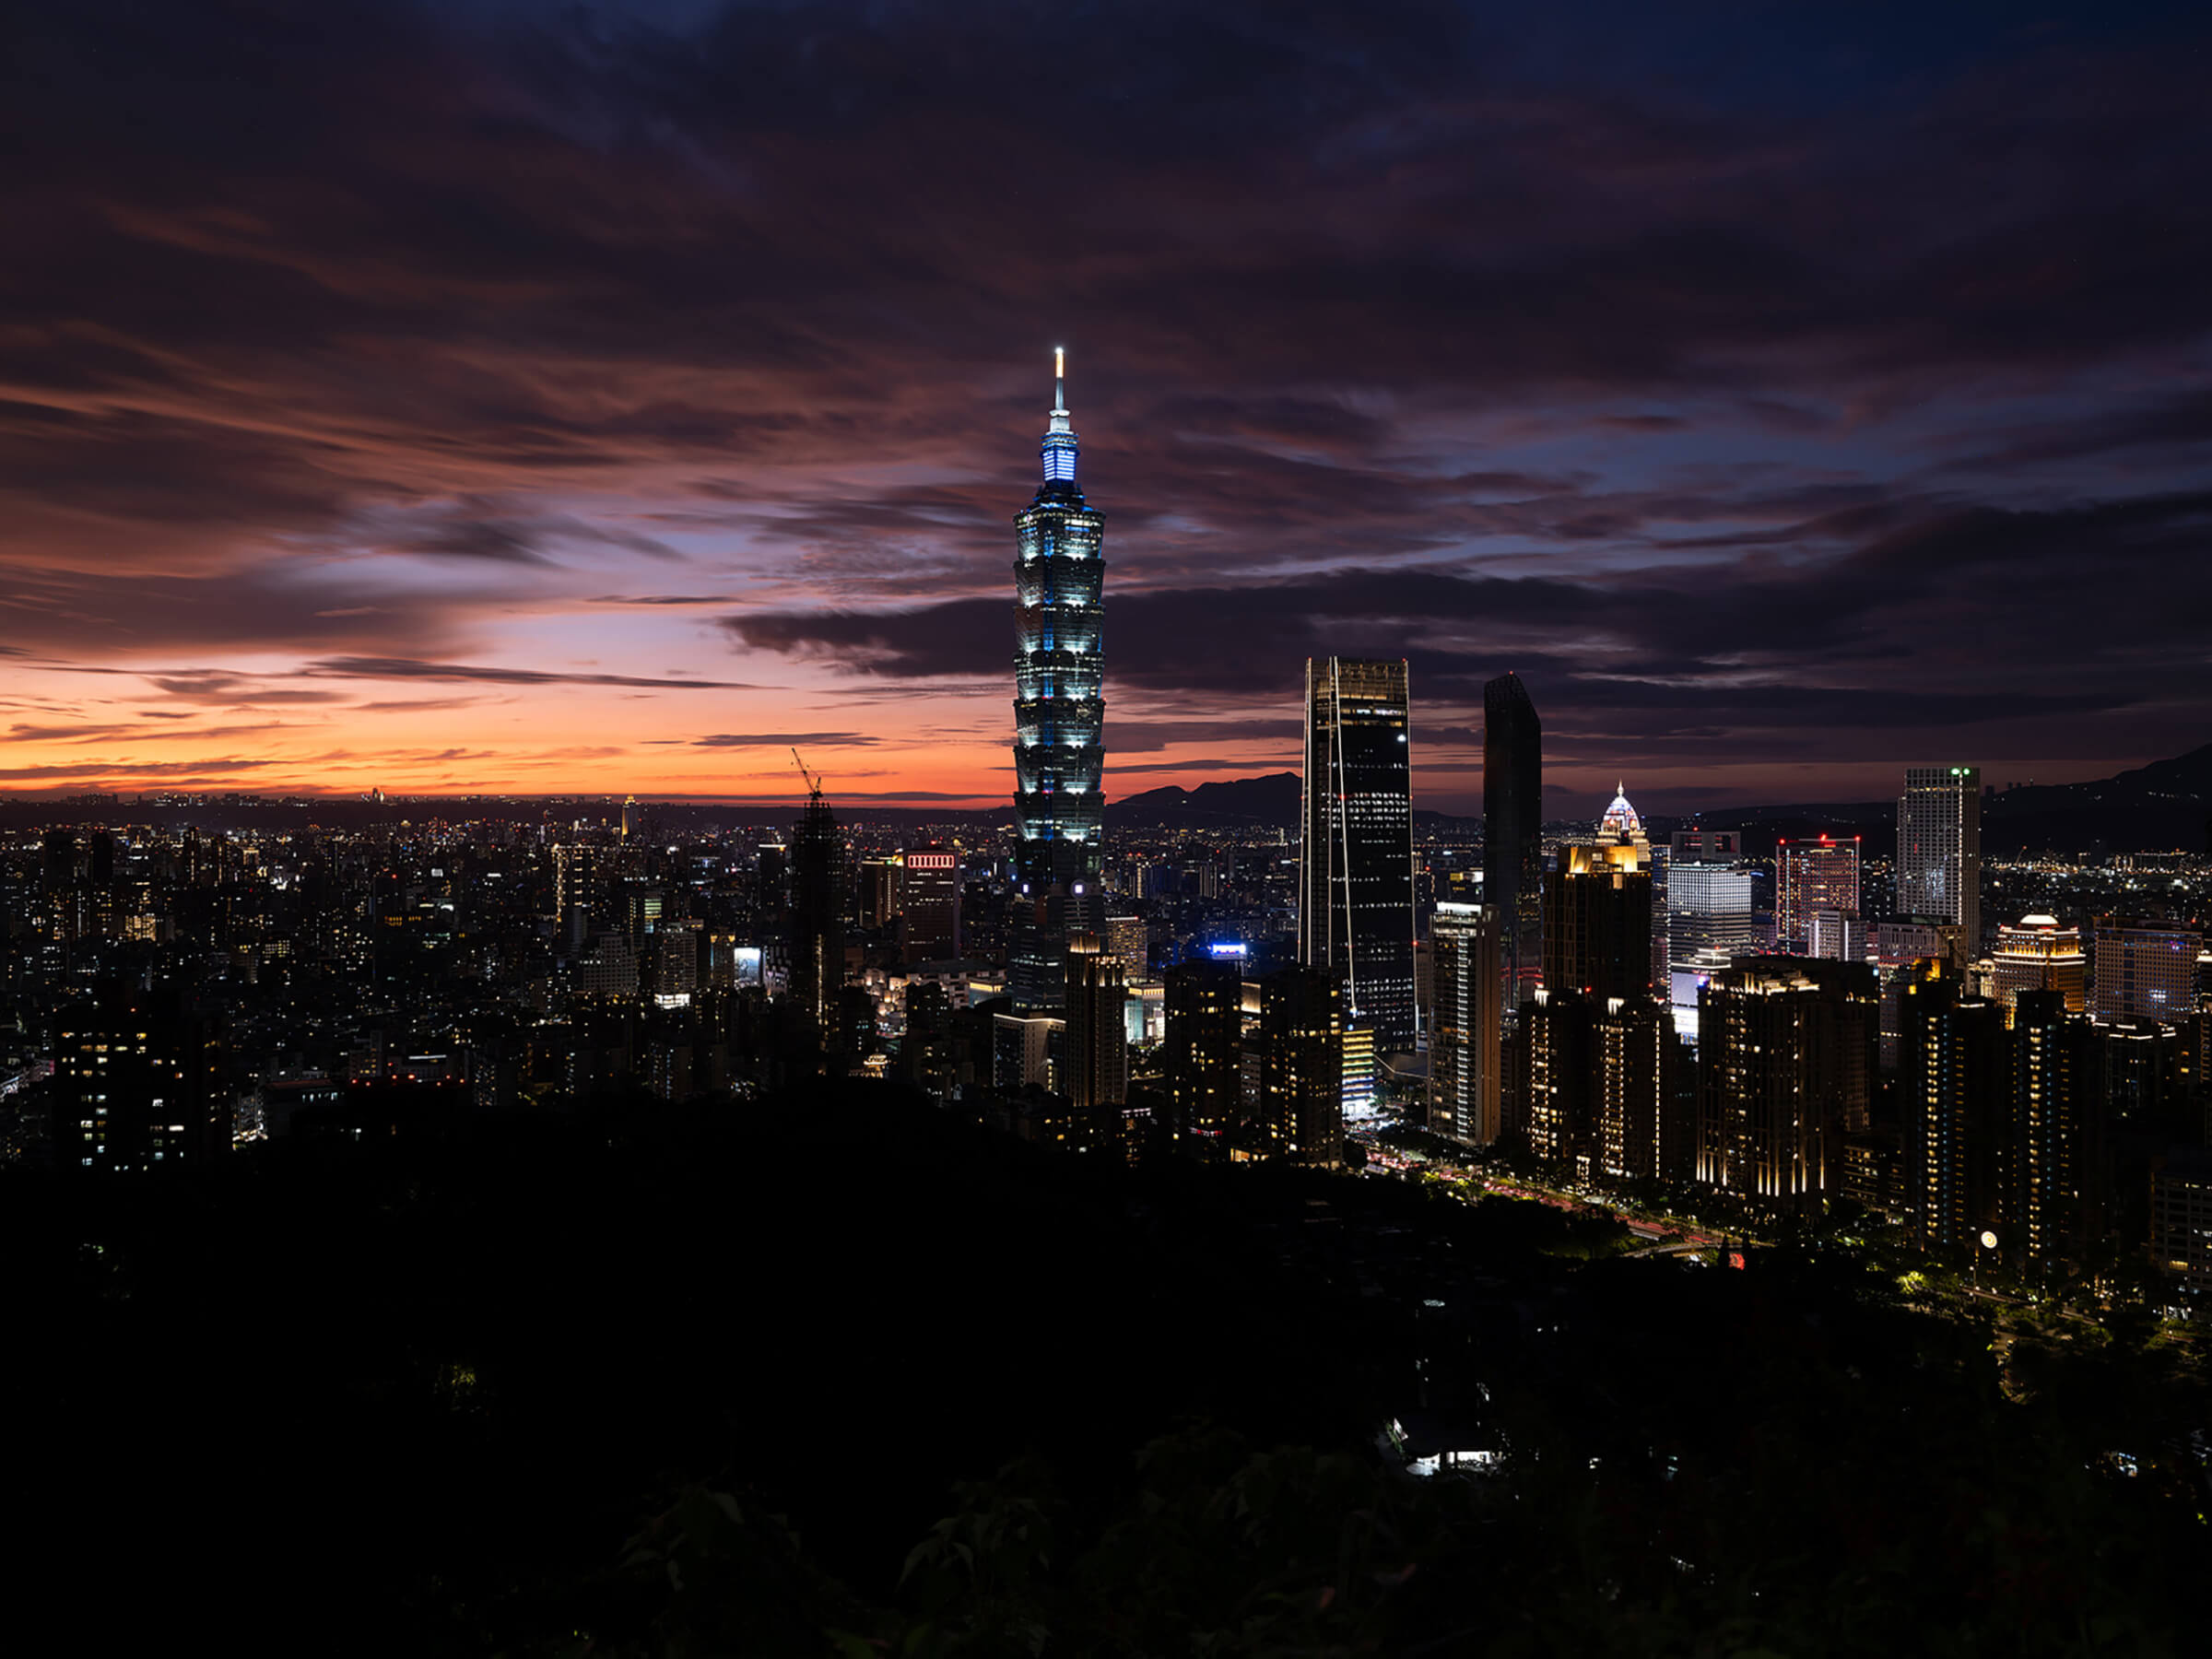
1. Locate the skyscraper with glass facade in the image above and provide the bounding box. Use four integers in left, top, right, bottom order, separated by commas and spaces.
1299, 657, 1417, 1050
1777, 835, 1861, 953
1010, 349, 1106, 1009
1483, 672, 1543, 1010
1898, 765, 1982, 952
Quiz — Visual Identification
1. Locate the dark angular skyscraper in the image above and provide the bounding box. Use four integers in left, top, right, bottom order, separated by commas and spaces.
787, 771, 844, 1039
1010, 349, 1106, 1010
1299, 657, 1416, 1051
1483, 671, 1543, 1009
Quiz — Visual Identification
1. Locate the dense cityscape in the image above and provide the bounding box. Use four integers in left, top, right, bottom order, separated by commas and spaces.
13, 362, 2209, 1307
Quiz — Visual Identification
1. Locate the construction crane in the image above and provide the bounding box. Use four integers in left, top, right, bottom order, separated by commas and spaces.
792, 747, 824, 801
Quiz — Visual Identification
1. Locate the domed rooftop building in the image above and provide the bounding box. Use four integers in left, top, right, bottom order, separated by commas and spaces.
1590, 783, 1651, 874
1598, 782, 1643, 844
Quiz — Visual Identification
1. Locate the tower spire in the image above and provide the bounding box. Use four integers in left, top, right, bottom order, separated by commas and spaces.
1041, 345, 1077, 478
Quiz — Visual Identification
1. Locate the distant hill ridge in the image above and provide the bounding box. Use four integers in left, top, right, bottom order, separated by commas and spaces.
1104, 741, 2212, 853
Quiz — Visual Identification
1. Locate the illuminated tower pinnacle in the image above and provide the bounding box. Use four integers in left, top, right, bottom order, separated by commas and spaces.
1010, 347, 1106, 1010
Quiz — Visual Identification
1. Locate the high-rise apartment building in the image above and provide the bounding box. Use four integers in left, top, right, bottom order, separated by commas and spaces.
1011, 350, 1106, 1009
1165, 955, 1242, 1149
2151, 1149, 2212, 1310
1899, 964, 2006, 1253
53, 982, 229, 1171
1255, 966, 1345, 1166
1695, 958, 1876, 1212
2008, 989, 2088, 1273
2092, 922, 2201, 1024
1429, 901, 1501, 1147
1898, 766, 1982, 951
1900, 966, 2092, 1269
1483, 672, 1543, 1009
1299, 657, 1416, 1050
1990, 914, 2086, 1023
1595, 995, 1670, 1182
1519, 988, 1593, 1165
1875, 917, 1964, 1068
1777, 835, 1861, 953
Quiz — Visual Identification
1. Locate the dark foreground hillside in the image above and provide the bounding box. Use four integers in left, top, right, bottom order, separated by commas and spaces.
6, 1088, 2205, 1654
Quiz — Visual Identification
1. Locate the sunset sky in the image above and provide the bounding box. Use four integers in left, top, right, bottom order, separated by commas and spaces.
5, 1, 2208, 818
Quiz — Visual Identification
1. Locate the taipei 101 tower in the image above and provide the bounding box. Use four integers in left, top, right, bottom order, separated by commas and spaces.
1009, 348, 1106, 1010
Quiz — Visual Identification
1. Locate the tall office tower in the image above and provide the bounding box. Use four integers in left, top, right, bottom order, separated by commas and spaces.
1010, 348, 1106, 1010
1667, 856, 1759, 1043
1255, 966, 1345, 1165
1899, 963, 2006, 1252
1655, 828, 1735, 990
1898, 765, 1983, 951
1669, 827, 1741, 865
859, 857, 902, 929
2008, 988, 2088, 1273
1429, 901, 1502, 1146
1990, 915, 2087, 1023
1341, 1022, 1377, 1120
1695, 958, 1877, 1212
653, 918, 702, 1006
992, 1010, 1064, 1092
1777, 835, 1861, 952
1543, 786, 1653, 1003
901, 843, 961, 963
2092, 922, 2202, 1023
1063, 934, 1128, 1114
1482, 671, 1543, 1009
1103, 913, 1148, 982
787, 777, 844, 1036
1596, 995, 1670, 1181
1164, 956, 1242, 1149
1807, 911, 1869, 964
1299, 657, 1417, 1050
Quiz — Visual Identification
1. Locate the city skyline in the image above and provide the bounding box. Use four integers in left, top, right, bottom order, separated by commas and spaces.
3, 4, 2208, 815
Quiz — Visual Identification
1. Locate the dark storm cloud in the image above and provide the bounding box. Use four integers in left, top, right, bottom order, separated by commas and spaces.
1105, 718, 1308, 755
730, 488, 2212, 763
3, 0, 2209, 797
686, 732, 879, 748
303, 657, 767, 689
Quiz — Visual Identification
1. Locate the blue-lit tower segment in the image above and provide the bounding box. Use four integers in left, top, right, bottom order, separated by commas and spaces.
1010, 349, 1105, 1009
